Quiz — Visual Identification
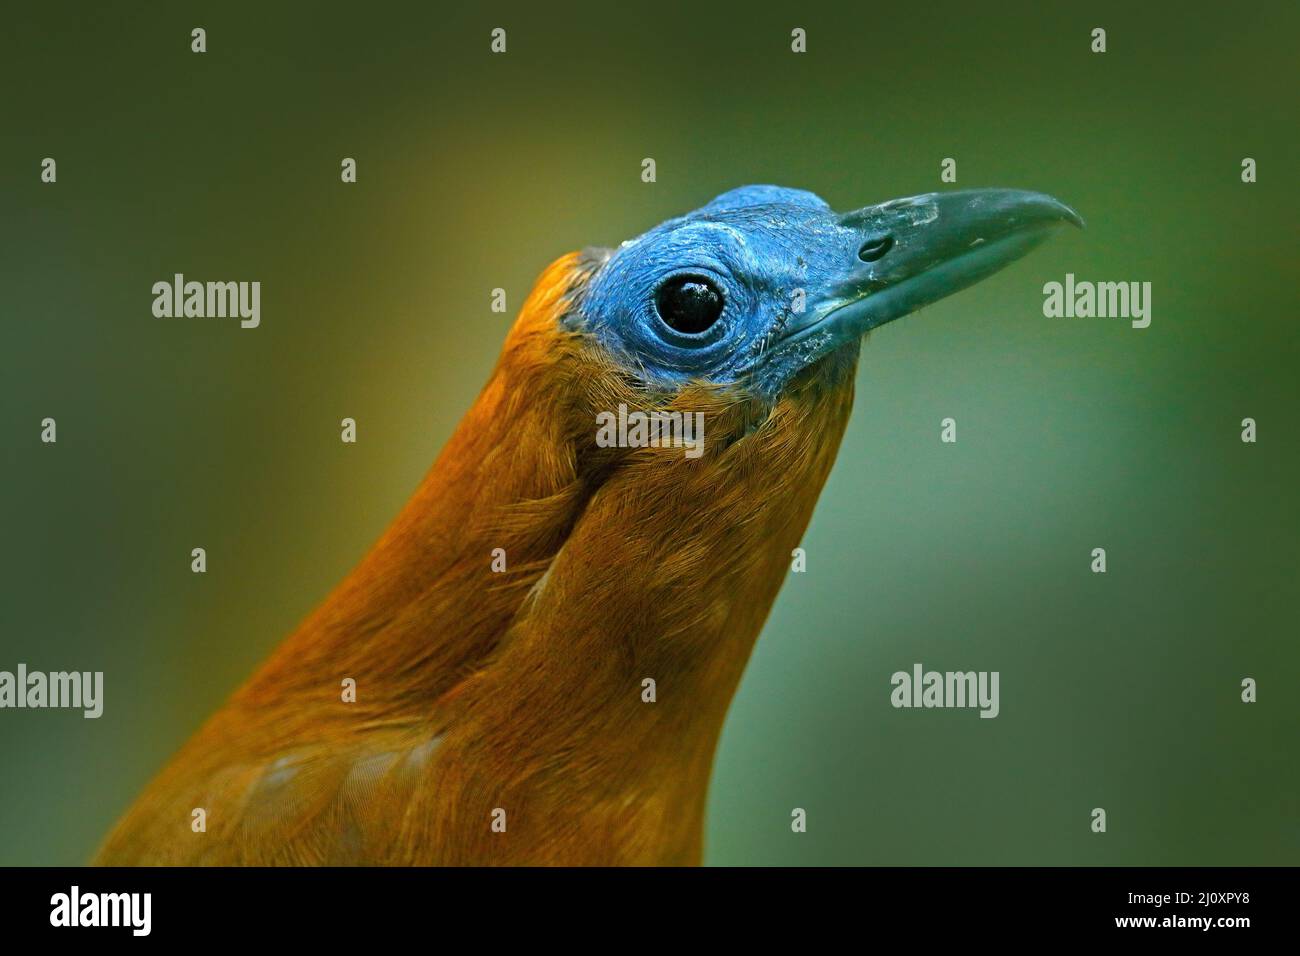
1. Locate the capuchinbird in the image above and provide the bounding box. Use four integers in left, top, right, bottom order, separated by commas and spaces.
96, 186, 1080, 865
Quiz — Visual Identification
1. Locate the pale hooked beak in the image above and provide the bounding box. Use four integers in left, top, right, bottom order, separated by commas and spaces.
776, 188, 1083, 350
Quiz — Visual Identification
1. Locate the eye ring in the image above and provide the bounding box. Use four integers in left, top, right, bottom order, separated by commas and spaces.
858, 236, 894, 262
654, 275, 725, 336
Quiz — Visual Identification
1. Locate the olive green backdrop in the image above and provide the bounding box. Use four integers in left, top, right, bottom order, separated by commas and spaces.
2, 1, 1296, 865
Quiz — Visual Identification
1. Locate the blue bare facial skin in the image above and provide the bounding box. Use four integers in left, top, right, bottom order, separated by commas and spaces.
574, 185, 1083, 399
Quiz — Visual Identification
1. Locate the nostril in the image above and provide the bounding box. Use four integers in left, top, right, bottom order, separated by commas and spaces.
858, 236, 894, 262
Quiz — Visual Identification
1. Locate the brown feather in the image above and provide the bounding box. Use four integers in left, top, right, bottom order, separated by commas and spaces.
95, 252, 857, 865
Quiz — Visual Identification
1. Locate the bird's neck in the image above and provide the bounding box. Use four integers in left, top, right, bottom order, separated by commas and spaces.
439, 366, 855, 861
247, 253, 857, 862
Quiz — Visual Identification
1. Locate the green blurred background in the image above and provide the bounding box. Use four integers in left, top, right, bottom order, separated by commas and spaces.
2, 1, 1296, 865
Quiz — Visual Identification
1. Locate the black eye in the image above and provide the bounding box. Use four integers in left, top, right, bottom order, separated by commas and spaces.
858, 235, 894, 262
655, 276, 724, 335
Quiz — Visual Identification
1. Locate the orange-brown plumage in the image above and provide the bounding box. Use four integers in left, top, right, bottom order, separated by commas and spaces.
97, 185, 1076, 865
96, 252, 854, 865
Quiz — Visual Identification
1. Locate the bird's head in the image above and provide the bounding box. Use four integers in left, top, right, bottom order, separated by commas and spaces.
572, 185, 1082, 403
467, 185, 1080, 681
395, 187, 1081, 753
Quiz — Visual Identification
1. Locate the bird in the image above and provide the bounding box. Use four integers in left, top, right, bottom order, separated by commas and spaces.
95, 185, 1080, 866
